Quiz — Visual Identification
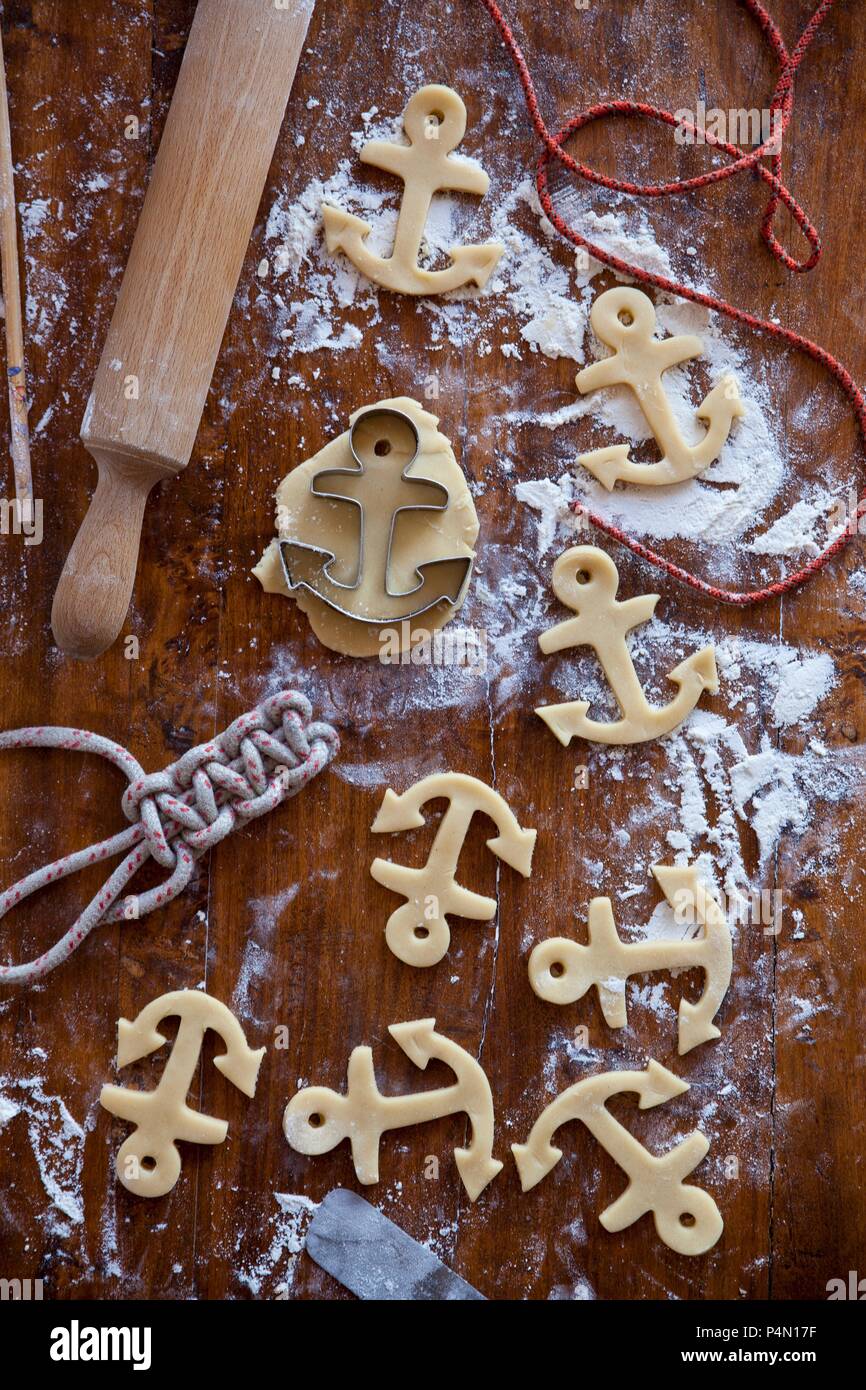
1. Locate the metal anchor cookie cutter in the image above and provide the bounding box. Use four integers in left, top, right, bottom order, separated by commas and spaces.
278, 405, 474, 625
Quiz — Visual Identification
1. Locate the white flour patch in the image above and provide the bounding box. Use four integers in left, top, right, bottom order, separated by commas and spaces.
233, 1192, 319, 1297
572, 621, 844, 899
660, 711, 846, 887
747, 496, 843, 558
0, 1074, 85, 1233
233, 885, 300, 1021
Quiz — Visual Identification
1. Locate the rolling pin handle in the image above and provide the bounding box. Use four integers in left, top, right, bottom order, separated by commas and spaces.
50, 448, 168, 660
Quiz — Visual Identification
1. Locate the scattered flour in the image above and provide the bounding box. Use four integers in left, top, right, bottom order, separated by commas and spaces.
0, 1074, 85, 1233
233, 1193, 319, 1297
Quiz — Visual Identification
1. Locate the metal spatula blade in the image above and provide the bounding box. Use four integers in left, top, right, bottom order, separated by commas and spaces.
305, 1188, 486, 1301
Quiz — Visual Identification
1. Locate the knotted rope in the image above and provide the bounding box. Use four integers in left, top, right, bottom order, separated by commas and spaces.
477, 0, 865, 604
0, 691, 339, 987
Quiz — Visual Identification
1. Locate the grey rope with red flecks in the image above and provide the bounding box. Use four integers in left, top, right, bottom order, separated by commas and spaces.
0, 691, 339, 986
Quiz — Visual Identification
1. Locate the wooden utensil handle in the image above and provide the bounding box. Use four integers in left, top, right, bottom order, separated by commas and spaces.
50, 449, 171, 659
52, 0, 315, 658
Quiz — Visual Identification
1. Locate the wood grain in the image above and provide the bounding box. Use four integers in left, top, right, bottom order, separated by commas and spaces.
0, 0, 863, 1301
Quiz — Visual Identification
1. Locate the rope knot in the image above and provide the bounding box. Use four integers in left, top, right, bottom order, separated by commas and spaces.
120, 692, 339, 868
0, 691, 339, 986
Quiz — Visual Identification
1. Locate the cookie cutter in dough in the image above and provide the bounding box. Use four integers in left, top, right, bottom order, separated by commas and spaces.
575, 285, 745, 489
535, 545, 718, 746
283, 1017, 503, 1201
100, 989, 265, 1198
512, 1059, 723, 1256
528, 864, 732, 1055
279, 405, 473, 625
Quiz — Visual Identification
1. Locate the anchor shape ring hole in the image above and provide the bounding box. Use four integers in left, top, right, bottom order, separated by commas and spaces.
116, 1132, 181, 1194
654, 1185, 722, 1252
403, 87, 466, 150
551, 546, 620, 611
590, 284, 656, 346
284, 1087, 350, 1156
350, 406, 420, 473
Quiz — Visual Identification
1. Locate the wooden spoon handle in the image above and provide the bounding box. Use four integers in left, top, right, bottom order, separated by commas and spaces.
50, 450, 168, 660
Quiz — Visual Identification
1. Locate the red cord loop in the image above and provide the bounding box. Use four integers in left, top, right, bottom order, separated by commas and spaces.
478, 0, 864, 605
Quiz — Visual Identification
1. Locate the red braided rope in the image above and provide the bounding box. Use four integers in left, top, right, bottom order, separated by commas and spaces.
477, 0, 865, 605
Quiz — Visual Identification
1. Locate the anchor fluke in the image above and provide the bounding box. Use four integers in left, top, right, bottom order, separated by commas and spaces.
577, 443, 631, 492
116, 1016, 168, 1068
670, 645, 719, 694
322, 204, 369, 256
455, 1148, 505, 1202
280, 538, 471, 624
511, 1140, 562, 1192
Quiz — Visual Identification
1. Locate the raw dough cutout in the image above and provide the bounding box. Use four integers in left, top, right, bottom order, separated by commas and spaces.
322, 85, 503, 295
536, 545, 718, 745
370, 772, 537, 966
100, 990, 265, 1198
283, 1018, 503, 1200
529, 864, 732, 1055
254, 398, 479, 657
575, 286, 745, 489
512, 1060, 723, 1256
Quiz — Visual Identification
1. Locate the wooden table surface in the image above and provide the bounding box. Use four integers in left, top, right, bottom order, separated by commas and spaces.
0, 0, 863, 1301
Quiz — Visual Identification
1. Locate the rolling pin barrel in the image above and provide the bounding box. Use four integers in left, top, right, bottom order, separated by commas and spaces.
51, 0, 314, 658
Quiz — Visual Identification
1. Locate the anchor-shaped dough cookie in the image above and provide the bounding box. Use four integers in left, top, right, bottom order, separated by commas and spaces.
100, 990, 265, 1198
322, 85, 503, 295
575, 286, 745, 489
283, 1018, 503, 1200
370, 772, 537, 966
512, 1060, 723, 1255
529, 864, 732, 1055
535, 545, 718, 746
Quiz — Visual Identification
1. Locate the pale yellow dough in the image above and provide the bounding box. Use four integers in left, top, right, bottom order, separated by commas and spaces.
370, 772, 537, 966
528, 864, 732, 1055
253, 398, 479, 657
100, 990, 265, 1198
322, 85, 503, 295
575, 285, 745, 489
536, 545, 718, 745
283, 1018, 503, 1200
512, 1060, 723, 1256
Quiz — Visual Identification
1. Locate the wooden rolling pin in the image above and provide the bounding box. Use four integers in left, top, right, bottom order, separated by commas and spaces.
52, 0, 315, 658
